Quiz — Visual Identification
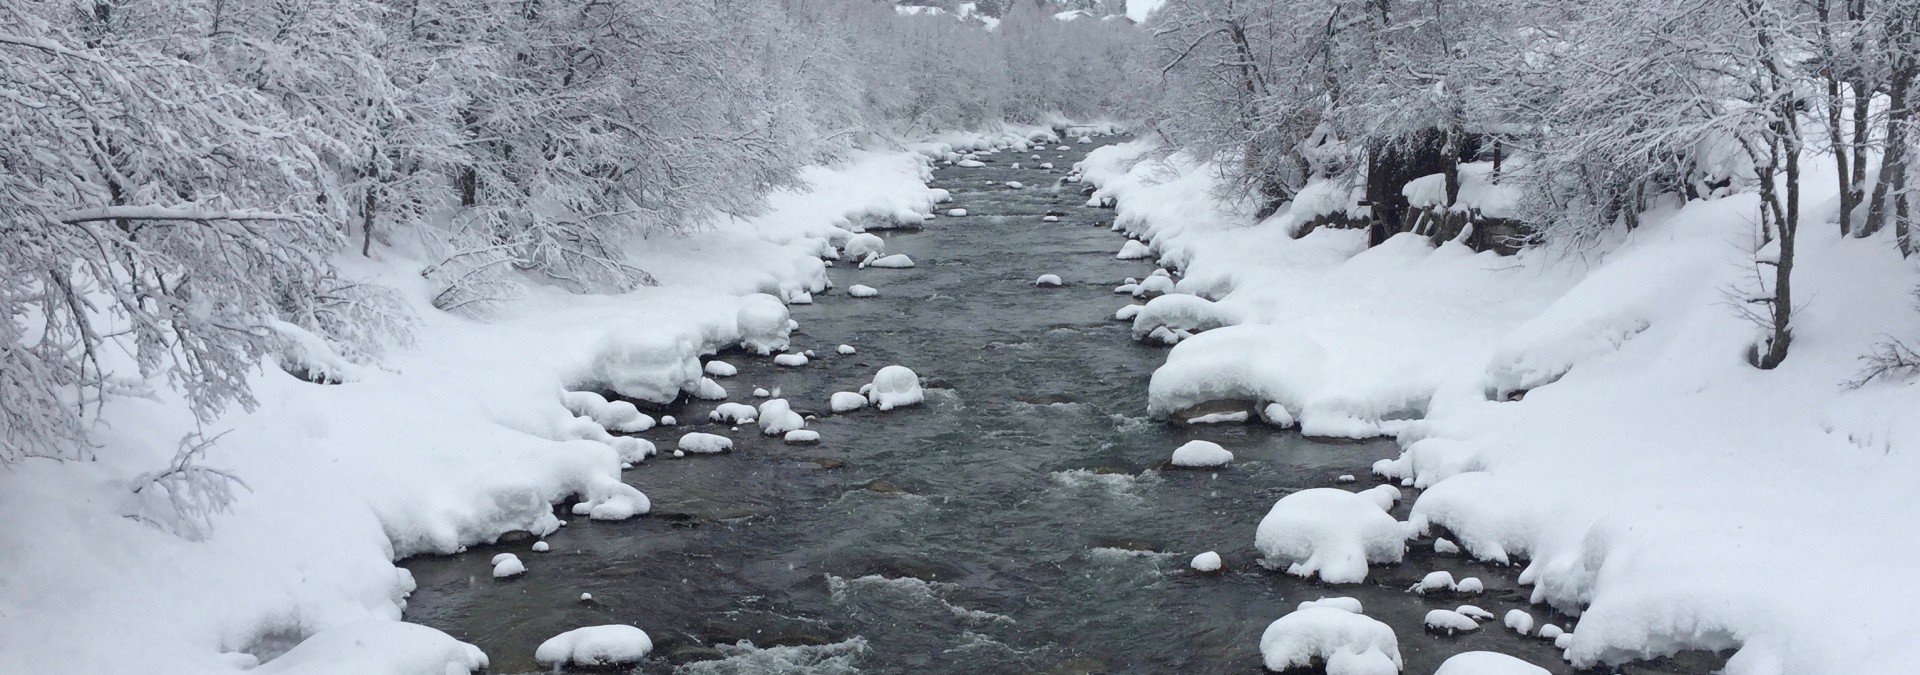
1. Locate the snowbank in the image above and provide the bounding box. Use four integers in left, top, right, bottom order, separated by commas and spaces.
254, 621, 488, 675
1083, 138, 1920, 674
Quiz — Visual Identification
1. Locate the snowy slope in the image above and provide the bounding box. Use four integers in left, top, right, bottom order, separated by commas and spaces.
1079, 140, 1920, 675
0, 151, 942, 674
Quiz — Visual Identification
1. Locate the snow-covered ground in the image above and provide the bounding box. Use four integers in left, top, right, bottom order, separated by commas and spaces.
1081, 140, 1920, 674
0, 146, 957, 673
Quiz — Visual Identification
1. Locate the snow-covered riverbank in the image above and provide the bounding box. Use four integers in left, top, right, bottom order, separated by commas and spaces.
0, 129, 1064, 674
1080, 141, 1920, 674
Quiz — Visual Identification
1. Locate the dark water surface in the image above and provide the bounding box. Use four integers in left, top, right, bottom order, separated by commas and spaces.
401, 136, 1613, 674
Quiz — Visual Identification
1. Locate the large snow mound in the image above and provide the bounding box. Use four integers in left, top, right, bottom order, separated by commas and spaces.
534, 625, 653, 669
1260, 606, 1403, 674
1255, 488, 1407, 583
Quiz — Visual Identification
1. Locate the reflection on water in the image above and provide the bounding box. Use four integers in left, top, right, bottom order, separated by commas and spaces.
400, 136, 1584, 674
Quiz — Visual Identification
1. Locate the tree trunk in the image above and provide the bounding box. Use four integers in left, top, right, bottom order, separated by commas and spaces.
1867, 66, 1912, 238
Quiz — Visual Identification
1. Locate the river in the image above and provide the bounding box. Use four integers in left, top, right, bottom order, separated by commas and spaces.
400, 135, 1679, 674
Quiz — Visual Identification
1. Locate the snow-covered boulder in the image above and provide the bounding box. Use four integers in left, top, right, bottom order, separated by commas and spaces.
837, 344, 856, 355
1131, 275, 1176, 298
849, 284, 879, 298
690, 377, 727, 400
843, 233, 885, 260
709, 402, 758, 424
1261, 403, 1296, 428
946, 208, 969, 217
1435, 652, 1549, 675
704, 360, 738, 378
534, 625, 653, 670
867, 366, 924, 411
1117, 240, 1152, 260
678, 432, 733, 454
1035, 274, 1062, 287
252, 621, 488, 675
592, 329, 703, 404
562, 391, 654, 433
1130, 294, 1239, 340
577, 477, 650, 520
1255, 488, 1407, 583
757, 399, 806, 436
1504, 609, 1535, 635
1411, 571, 1457, 594
1115, 305, 1142, 321
830, 391, 869, 413
956, 160, 985, 168
1146, 325, 1327, 419
1191, 551, 1222, 572
1260, 606, 1402, 675
1005, 180, 1025, 188
867, 254, 916, 269
1423, 609, 1479, 634
1454, 605, 1495, 621
736, 294, 792, 355
1169, 440, 1233, 468
774, 353, 809, 367
1358, 485, 1401, 511
1298, 597, 1364, 613
609, 437, 653, 463
783, 430, 821, 445
492, 554, 525, 578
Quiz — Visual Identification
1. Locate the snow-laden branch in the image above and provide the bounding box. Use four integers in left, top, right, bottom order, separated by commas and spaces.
54, 206, 302, 224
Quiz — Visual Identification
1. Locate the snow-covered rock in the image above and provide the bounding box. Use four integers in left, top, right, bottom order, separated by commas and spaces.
704, 360, 738, 378
1254, 488, 1407, 583
946, 208, 969, 216
1455, 605, 1496, 621
1130, 294, 1238, 340
837, 344, 857, 355
736, 293, 792, 355
849, 284, 879, 298
1454, 577, 1484, 593
1260, 606, 1402, 674
784, 430, 821, 444
1298, 597, 1364, 613
867, 254, 916, 268
577, 478, 650, 520
1260, 403, 1295, 428
659, 415, 677, 426
609, 437, 653, 463
1035, 274, 1063, 287
492, 554, 525, 578
1537, 624, 1564, 640
757, 399, 806, 436
710, 402, 758, 424
843, 232, 885, 260
252, 622, 488, 675
592, 329, 703, 404
1435, 652, 1549, 675
867, 366, 924, 411
753, 388, 771, 398
1170, 440, 1233, 467
1434, 538, 1461, 554
1424, 609, 1479, 634
534, 625, 653, 669
1114, 283, 1138, 295
1504, 609, 1535, 635
1115, 305, 1142, 321
1191, 551, 1223, 572
774, 353, 809, 367
956, 159, 985, 168
1131, 275, 1176, 297
1117, 240, 1152, 260
532, 541, 550, 553
1411, 571, 1458, 594
1337, 474, 1357, 483
678, 432, 733, 454
830, 391, 869, 413
1042, 215, 1059, 222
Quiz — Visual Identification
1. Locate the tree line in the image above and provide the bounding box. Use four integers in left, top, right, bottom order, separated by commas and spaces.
1140, 0, 1920, 370
0, 0, 1138, 463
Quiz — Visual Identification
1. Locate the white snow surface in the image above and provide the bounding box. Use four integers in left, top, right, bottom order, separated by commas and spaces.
1434, 651, 1550, 675
1169, 440, 1234, 467
534, 625, 653, 669
830, 392, 870, 413
1260, 606, 1403, 674
1079, 138, 1920, 674
867, 365, 925, 411
866, 254, 916, 269
1254, 488, 1407, 583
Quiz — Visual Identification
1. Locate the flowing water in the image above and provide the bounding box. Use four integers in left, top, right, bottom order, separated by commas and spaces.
401, 136, 1690, 674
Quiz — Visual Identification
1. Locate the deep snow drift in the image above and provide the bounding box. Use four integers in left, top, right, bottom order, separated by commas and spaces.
1082, 139, 1920, 674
